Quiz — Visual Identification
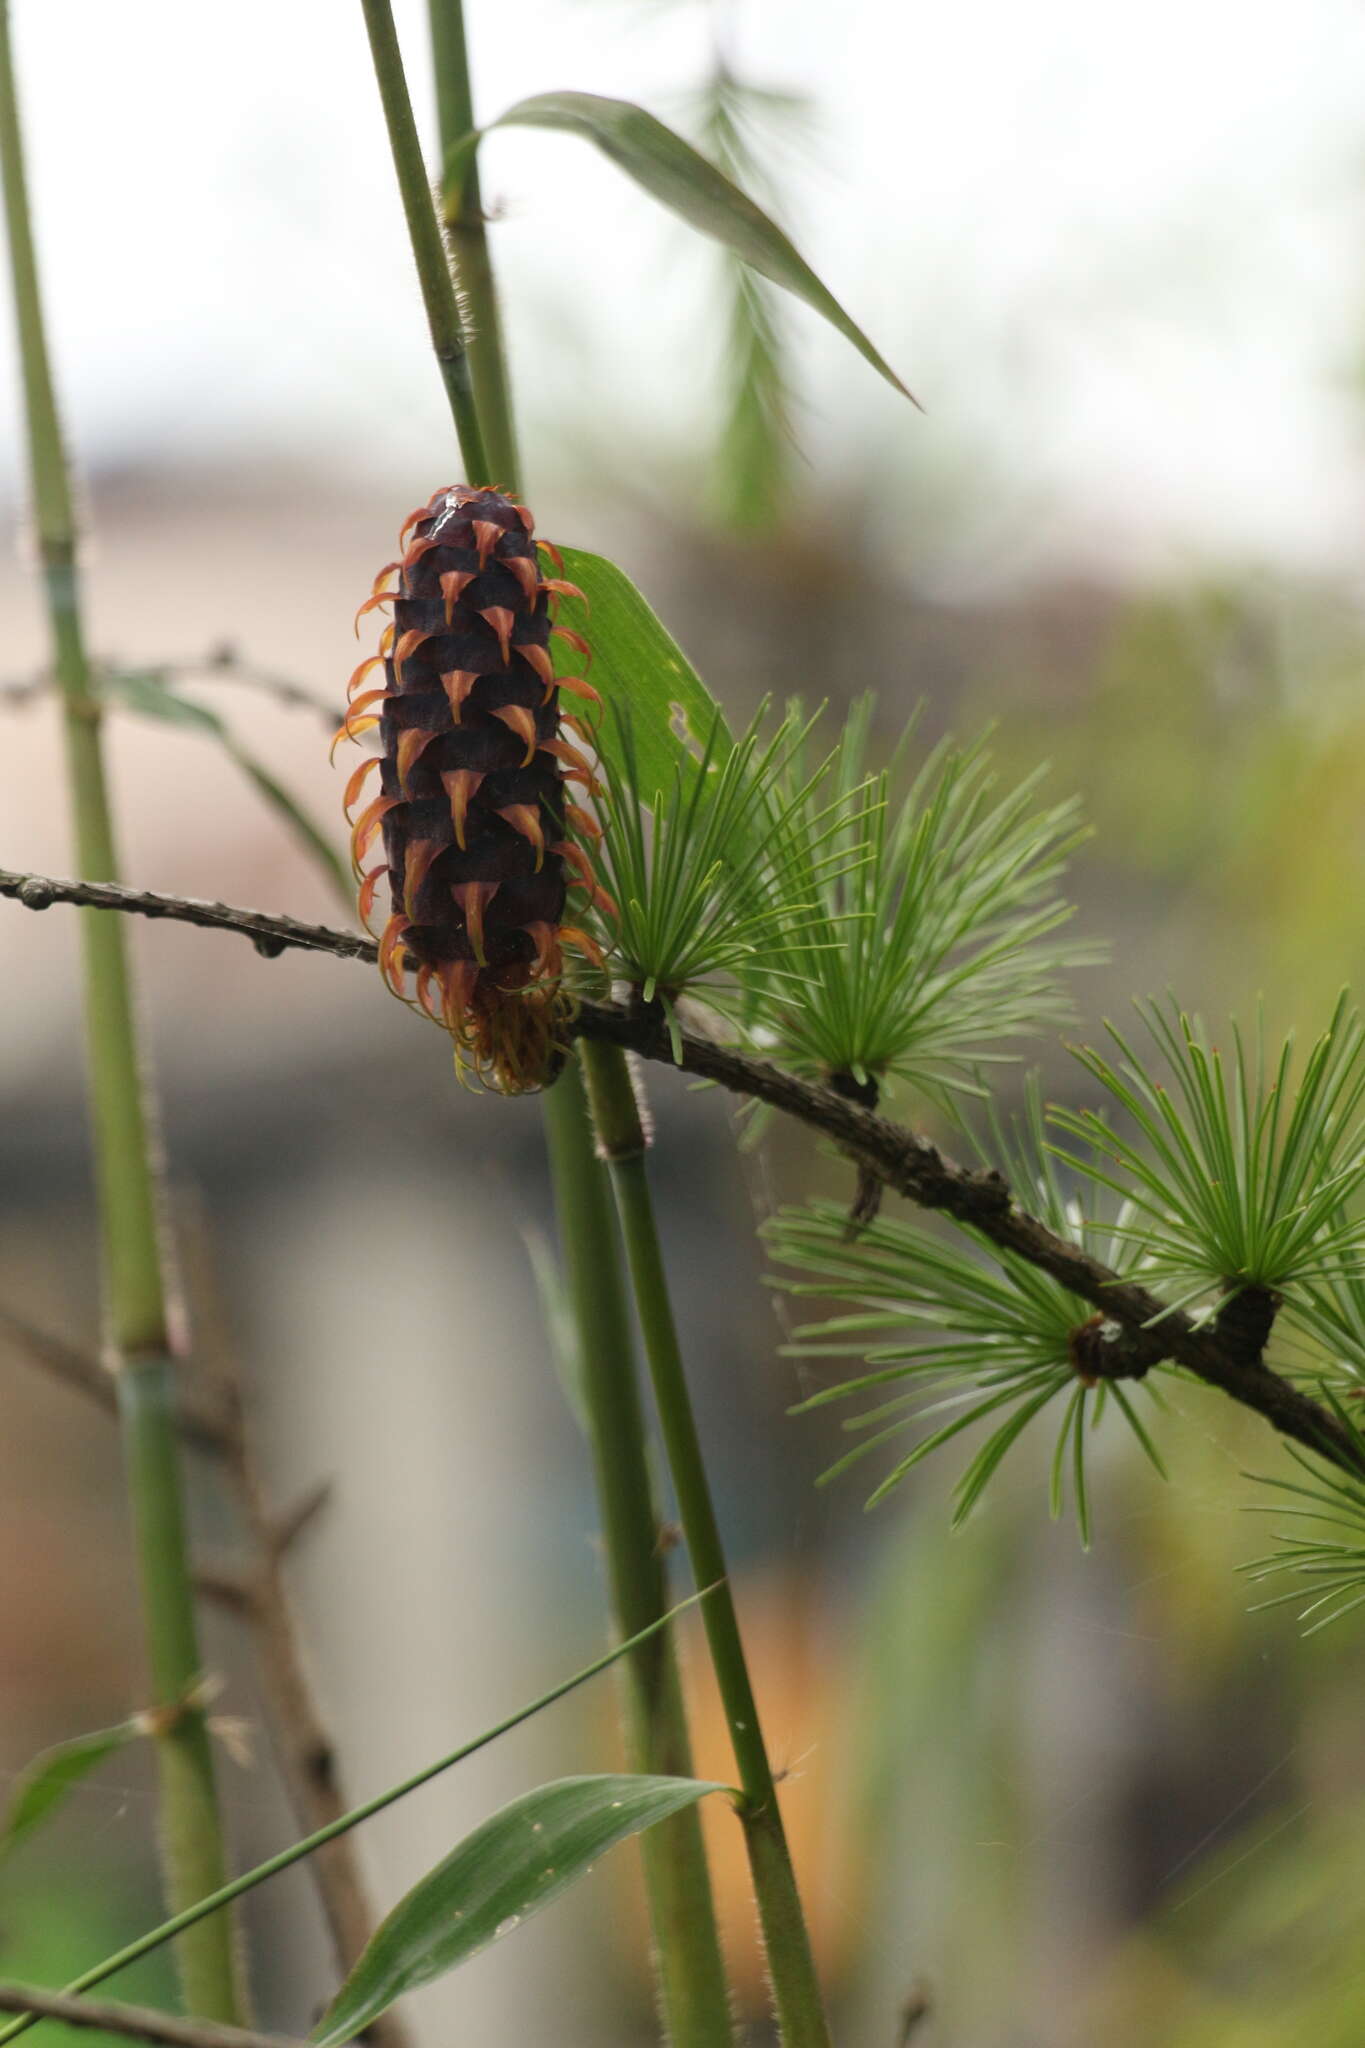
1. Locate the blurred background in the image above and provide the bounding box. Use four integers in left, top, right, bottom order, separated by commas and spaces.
3, 0, 1365, 2041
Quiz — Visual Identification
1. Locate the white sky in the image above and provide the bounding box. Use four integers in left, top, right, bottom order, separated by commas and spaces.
3, 0, 1365, 592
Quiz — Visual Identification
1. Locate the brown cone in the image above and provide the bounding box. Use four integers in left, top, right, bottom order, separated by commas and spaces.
339, 484, 599, 1090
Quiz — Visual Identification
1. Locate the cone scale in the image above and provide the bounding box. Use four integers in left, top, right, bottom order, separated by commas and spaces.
339, 485, 607, 1090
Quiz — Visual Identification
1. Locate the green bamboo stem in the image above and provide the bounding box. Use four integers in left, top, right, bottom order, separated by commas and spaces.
369, 0, 819, 2019
368, 7, 734, 2031
0, 1595, 716, 2044
0, 1, 240, 2022
579, 1040, 833, 2048
542, 1070, 734, 2044
426, 0, 521, 488
358, 0, 491, 482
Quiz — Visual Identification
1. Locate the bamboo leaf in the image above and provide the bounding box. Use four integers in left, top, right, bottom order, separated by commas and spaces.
0, 1598, 721, 2042
0, 1723, 140, 1858
312, 1774, 728, 2046
452, 91, 913, 401
105, 671, 351, 907
105, 671, 222, 739
691, 67, 805, 531
552, 547, 730, 798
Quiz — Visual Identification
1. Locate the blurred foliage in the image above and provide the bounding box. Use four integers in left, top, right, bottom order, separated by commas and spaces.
973, 580, 1365, 1027
10, 0, 1365, 2025
0, 1871, 174, 2046
1089, 1784, 1365, 2045
841, 1497, 1026, 2042
687, 62, 810, 533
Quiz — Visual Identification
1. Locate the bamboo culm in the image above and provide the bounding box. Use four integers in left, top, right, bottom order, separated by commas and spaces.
542, 1070, 734, 2042
0, 0, 240, 2019
0, 1598, 714, 2045
363, 4, 736, 2029
579, 1039, 833, 2048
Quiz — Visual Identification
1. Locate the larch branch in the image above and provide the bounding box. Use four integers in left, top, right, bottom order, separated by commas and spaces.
2, 866, 1359, 1479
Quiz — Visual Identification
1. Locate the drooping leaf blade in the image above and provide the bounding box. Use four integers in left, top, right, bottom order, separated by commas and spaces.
690, 62, 811, 530
0, 1723, 140, 1858
312, 1774, 728, 2046
552, 546, 730, 798
229, 749, 352, 908
104, 669, 223, 739
105, 671, 352, 909
453, 91, 914, 402
0, 1599, 720, 2034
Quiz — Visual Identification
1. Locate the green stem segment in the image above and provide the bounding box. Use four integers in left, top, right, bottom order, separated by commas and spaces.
0, 3, 240, 2021
122, 1365, 243, 2010
371, 5, 735, 2030
358, 0, 491, 480
0, 1596, 716, 2043
542, 1070, 733, 2044
579, 1041, 832, 2048
426, 0, 521, 487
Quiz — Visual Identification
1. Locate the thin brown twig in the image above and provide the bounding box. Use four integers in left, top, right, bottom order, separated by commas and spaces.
0, 1305, 237, 1455
155, 650, 341, 729
167, 1205, 397, 2014
0, 870, 372, 960
0, 1285, 407, 2047
224, 1393, 399, 2004
1, 865, 1360, 1478
0, 668, 47, 706
0, 1984, 302, 2048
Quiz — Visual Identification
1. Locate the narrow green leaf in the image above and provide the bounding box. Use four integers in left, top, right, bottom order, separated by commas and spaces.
312, 1774, 728, 2046
104, 671, 221, 737
0, 1723, 139, 1858
553, 547, 730, 798
0, 1599, 722, 2047
105, 672, 352, 908
522, 1227, 587, 1435
229, 749, 352, 907
457, 91, 913, 402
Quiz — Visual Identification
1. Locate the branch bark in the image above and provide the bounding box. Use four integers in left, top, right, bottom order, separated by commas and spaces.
0, 870, 373, 961
0, 1985, 300, 2048
3, 866, 1360, 1479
